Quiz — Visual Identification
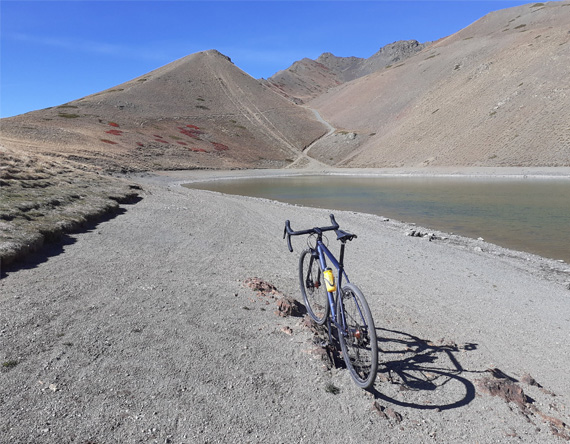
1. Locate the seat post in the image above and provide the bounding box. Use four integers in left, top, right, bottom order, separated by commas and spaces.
339, 242, 346, 269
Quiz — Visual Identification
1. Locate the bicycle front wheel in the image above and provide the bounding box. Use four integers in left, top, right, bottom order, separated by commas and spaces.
337, 283, 378, 389
299, 249, 329, 325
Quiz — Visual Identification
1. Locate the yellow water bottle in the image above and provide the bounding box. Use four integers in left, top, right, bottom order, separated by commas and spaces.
323, 268, 336, 292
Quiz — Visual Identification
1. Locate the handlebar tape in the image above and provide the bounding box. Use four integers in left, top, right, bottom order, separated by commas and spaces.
284, 220, 293, 252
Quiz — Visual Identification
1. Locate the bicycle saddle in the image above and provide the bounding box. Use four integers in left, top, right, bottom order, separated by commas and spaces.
336, 229, 357, 242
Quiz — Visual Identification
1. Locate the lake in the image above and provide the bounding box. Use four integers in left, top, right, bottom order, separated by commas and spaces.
185, 175, 570, 263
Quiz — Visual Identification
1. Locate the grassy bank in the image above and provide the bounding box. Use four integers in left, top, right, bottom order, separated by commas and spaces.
0, 148, 142, 267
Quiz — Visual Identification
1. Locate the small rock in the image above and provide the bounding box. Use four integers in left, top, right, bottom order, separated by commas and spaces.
301, 315, 316, 329
244, 277, 281, 299
386, 407, 403, 423
475, 375, 528, 410
521, 372, 541, 387
275, 296, 304, 317
373, 402, 403, 422
372, 401, 389, 419
376, 373, 391, 383
281, 326, 293, 336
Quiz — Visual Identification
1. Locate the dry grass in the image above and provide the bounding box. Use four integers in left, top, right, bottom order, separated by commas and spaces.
0, 147, 141, 267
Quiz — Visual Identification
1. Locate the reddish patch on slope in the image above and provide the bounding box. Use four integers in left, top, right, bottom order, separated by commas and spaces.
106, 129, 123, 136
101, 139, 118, 145
190, 148, 208, 153
186, 124, 200, 129
136, 142, 144, 147
153, 134, 163, 138
177, 141, 188, 146
155, 139, 168, 143
178, 127, 203, 139
212, 142, 229, 151
108, 122, 120, 127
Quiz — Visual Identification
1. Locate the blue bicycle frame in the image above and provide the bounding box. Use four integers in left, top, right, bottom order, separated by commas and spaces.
316, 239, 350, 331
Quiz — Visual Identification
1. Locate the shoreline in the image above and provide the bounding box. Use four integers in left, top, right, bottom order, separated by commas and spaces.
133, 167, 570, 277
136, 166, 570, 186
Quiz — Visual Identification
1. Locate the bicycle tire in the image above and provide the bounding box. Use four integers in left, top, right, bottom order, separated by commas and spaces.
337, 283, 378, 389
299, 249, 329, 325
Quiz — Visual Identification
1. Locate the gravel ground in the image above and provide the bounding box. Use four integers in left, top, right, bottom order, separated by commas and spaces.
1, 170, 570, 443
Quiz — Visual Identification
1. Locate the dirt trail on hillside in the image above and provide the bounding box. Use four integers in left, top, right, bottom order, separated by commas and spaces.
286, 108, 334, 169
208, 58, 301, 160
1, 170, 570, 443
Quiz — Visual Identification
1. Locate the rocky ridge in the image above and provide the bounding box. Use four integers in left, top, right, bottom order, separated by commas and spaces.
262, 40, 427, 103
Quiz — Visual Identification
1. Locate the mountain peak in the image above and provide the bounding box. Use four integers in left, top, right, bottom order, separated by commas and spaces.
266, 39, 426, 102
201, 49, 233, 63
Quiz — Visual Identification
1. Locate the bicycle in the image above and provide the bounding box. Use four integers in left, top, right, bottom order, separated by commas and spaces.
284, 214, 378, 389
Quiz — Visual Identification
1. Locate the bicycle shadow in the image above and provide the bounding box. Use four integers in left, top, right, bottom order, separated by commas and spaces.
369, 328, 479, 411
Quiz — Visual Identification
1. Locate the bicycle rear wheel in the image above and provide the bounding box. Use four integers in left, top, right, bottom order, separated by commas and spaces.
337, 283, 378, 389
299, 249, 329, 325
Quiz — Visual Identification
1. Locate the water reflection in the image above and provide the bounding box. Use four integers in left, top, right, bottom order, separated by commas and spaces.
185, 176, 570, 263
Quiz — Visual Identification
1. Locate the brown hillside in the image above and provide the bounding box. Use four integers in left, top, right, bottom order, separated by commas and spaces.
308, 1, 570, 167
0, 50, 326, 172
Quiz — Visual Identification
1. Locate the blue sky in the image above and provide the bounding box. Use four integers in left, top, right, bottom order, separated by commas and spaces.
1, 1, 532, 118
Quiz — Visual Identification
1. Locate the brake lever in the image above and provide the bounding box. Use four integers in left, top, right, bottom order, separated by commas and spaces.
329, 213, 339, 229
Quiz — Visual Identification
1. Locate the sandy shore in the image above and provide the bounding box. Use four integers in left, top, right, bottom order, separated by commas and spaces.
1, 168, 570, 443
145, 166, 570, 185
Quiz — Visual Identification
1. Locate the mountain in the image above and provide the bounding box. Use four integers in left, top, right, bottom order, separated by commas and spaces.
262, 40, 426, 103
1, 2, 569, 172
307, 1, 570, 167
0, 50, 327, 171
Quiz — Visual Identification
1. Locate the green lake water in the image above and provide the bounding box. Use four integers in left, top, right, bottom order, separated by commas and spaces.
185, 175, 570, 263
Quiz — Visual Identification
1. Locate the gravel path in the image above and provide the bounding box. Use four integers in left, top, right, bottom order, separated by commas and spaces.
1, 171, 570, 443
